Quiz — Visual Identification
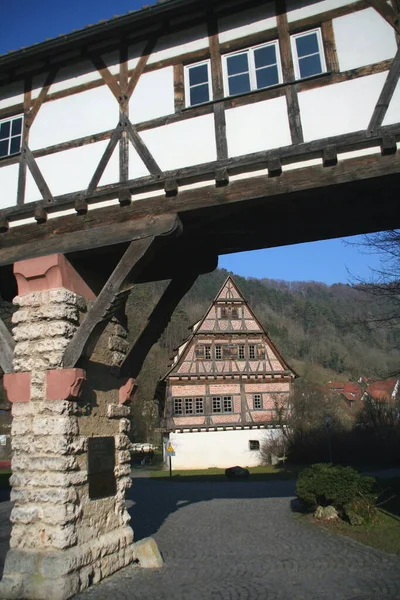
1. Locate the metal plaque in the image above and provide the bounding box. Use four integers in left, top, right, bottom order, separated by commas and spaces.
88, 436, 116, 500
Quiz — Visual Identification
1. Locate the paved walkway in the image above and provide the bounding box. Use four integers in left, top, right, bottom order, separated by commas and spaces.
76, 473, 400, 600
0, 474, 399, 599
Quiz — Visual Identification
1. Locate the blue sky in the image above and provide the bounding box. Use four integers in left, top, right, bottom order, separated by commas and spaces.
0, 1, 384, 285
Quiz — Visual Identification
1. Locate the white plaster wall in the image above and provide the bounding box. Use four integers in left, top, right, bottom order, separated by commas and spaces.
299, 71, 387, 141
218, 5, 277, 44
141, 114, 216, 171
333, 9, 397, 72
130, 67, 174, 124
50, 61, 102, 95
0, 164, 18, 208
286, 0, 354, 22
382, 78, 400, 127
225, 97, 291, 157
29, 86, 118, 150
25, 140, 119, 202
149, 25, 208, 64
167, 429, 282, 469
0, 82, 24, 111
128, 42, 146, 71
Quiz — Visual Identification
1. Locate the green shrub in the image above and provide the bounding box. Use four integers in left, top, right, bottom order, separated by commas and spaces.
296, 463, 375, 510
343, 497, 378, 526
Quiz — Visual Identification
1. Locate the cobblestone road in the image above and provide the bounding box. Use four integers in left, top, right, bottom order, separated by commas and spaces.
76, 473, 400, 600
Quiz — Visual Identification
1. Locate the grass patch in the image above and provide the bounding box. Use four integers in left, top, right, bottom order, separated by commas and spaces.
306, 476, 400, 555
149, 464, 303, 482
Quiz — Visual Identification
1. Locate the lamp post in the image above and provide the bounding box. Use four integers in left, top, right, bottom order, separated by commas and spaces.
324, 416, 333, 464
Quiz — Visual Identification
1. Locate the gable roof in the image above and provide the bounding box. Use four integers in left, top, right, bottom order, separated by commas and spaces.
164, 275, 297, 379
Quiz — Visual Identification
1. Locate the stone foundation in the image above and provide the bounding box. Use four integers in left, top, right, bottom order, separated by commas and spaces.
0, 259, 142, 600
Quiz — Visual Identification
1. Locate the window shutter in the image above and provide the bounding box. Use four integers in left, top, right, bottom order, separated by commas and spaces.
257, 345, 265, 359
222, 345, 231, 358
230, 345, 238, 359
196, 345, 205, 359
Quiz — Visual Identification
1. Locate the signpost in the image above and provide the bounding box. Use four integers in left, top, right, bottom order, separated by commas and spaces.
165, 443, 175, 478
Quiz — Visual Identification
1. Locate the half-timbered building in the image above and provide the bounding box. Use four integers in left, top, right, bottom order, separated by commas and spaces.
161, 277, 296, 469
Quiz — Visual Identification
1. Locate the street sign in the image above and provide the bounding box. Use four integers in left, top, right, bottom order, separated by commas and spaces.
166, 443, 175, 456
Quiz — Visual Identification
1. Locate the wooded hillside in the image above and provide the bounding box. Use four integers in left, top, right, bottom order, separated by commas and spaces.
1, 268, 399, 440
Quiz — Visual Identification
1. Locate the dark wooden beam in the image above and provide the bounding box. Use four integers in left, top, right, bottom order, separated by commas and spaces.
119, 270, 199, 378
276, 0, 304, 145
62, 216, 182, 367
90, 55, 122, 101
207, 9, 228, 160
124, 117, 162, 175
173, 64, 185, 113
368, 45, 400, 136
321, 21, 340, 74
86, 123, 123, 196
26, 69, 58, 127
21, 145, 53, 204
0, 317, 14, 374
126, 36, 158, 99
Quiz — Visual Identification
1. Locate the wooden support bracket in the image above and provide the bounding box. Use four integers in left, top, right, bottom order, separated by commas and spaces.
119, 269, 200, 379
62, 213, 181, 368
323, 146, 338, 167
215, 168, 229, 187
267, 158, 282, 177
380, 135, 397, 155
0, 317, 15, 374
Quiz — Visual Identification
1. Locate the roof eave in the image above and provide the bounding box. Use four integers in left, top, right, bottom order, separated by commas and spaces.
0, 0, 204, 74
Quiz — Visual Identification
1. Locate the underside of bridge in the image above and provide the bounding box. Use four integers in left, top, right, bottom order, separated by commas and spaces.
1, 143, 400, 300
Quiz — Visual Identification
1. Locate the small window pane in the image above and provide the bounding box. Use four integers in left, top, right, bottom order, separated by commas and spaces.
249, 345, 256, 360
238, 345, 245, 360
249, 440, 260, 451
9, 136, 21, 155
205, 345, 211, 360
0, 140, 8, 158
299, 54, 322, 78
254, 45, 276, 69
174, 399, 183, 415
0, 122, 10, 140
11, 118, 22, 136
190, 83, 209, 106
254, 394, 262, 410
223, 396, 233, 413
189, 64, 209, 86
228, 73, 251, 95
227, 53, 249, 76
195, 398, 204, 414
185, 399, 193, 415
212, 397, 222, 413
296, 33, 319, 58
256, 65, 279, 89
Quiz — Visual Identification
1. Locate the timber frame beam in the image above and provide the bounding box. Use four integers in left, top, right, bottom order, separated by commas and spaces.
119, 270, 201, 379
62, 213, 181, 368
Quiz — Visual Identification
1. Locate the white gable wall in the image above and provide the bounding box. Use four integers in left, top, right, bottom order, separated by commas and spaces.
167, 429, 282, 469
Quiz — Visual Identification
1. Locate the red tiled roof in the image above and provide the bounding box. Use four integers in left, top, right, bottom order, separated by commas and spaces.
366, 379, 398, 402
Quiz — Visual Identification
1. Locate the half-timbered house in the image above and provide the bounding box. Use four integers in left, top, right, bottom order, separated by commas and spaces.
161, 277, 296, 469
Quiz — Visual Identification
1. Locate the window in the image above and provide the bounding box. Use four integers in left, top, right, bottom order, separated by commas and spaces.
212, 397, 222, 413
220, 306, 228, 319
185, 398, 193, 415
253, 394, 262, 410
205, 345, 211, 360
223, 396, 233, 413
174, 398, 183, 415
0, 116, 23, 159
212, 396, 233, 413
221, 305, 240, 319
238, 345, 245, 360
291, 29, 326, 80
184, 61, 211, 107
215, 345, 222, 360
249, 440, 260, 451
223, 41, 282, 96
195, 398, 204, 414
249, 345, 256, 360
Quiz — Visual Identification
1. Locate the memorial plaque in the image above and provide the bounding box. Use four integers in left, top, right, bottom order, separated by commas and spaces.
88, 436, 117, 499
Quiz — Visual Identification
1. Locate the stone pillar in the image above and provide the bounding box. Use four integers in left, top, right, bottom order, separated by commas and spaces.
0, 255, 137, 600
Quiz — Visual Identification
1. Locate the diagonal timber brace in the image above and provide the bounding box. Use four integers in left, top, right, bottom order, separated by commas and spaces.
368, 45, 400, 135
119, 270, 200, 379
62, 213, 181, 368
0, 317, 15, 374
